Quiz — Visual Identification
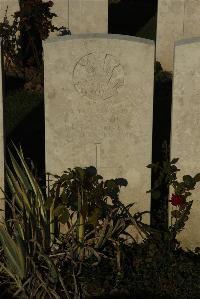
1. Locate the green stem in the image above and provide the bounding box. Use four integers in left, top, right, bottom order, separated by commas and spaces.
78, 212, 85, 243
77, 187, 85, 243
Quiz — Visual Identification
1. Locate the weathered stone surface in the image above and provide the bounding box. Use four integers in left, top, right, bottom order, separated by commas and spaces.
47, 0, 108, 36
183, 0, 200, 38
43, 34, 154, 239
170, 37, 200, 250
156, 0, 200, 71
0, 40, 5, 221
0, 0, 108, 36
0, 0, 19, 23
156, 0, 185, 71
0, 1, 20, 68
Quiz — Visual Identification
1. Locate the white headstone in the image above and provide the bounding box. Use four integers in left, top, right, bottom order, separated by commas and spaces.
170, 37, 200, 250
43, 34, 154, 239
0, 1, 108, 36
183, 0, 200, 38
0, 40, 5, 221
156, 0, 185, 71
47, 0, 108, 36
156, 0, 200, 72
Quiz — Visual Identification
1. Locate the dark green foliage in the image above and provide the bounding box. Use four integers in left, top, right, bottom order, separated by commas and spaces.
48, 166, 128, 221
0, 0, 67, 71
0, 144, 199, 298
0, 0, 68, 92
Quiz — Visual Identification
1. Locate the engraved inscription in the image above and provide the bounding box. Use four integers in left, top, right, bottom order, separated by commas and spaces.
73, 53, 124, 100
64, 107, 137, 143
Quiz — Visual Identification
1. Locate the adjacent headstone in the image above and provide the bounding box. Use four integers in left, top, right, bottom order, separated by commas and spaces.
183, 0, 200, 38
0, 0, 19, 24
0, 0, 108, 36
0, 41, 5, 221
47, 0, 108, 36
156, 0, 200, 72
170, 37, 200, 250
43, 34, 154, 240
156, 0, 185, 71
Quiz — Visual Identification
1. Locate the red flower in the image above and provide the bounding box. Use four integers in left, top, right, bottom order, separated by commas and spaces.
169, 194, 184, 206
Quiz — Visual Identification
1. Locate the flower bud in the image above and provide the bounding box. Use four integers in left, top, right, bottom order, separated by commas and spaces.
169, 193, 184, 206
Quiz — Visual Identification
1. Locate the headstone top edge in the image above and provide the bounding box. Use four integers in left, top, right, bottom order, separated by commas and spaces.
175, 36, 200, 47
43, 33, 154, 46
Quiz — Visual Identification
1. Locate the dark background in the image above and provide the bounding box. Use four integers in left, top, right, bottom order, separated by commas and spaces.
109, 0, 157, 38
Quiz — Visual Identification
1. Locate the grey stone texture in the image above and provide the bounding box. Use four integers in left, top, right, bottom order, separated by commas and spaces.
43, 34, 155, 240
47, 0, 108, 36
0, 0, 108, 36
156, 0, 200, 71
170, 37, 200, 250
183, 0, 200, 38
156, 0, 185, 71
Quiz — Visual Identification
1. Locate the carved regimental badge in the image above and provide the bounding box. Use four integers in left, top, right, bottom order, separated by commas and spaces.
73, 53, 124, 100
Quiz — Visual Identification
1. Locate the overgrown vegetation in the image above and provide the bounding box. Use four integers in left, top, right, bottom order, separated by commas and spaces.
0, 0, 67, 92
0, 142, 199, 298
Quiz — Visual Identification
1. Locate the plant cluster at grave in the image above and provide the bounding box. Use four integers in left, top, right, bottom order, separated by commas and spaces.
146, 140, 200, 249
46, 164, 145, 245
0, 0, 67, 92
0, 142, 146, 298
0, 142, 200, 298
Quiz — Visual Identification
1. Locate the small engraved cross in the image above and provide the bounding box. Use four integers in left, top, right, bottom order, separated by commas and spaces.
95, 143, 101, 172
94, 143, 121, 176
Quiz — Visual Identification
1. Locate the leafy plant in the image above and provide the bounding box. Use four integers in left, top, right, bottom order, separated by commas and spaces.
0, 142, 70, 298
0, 142, 199, 298
0, 143, 145, 298
0, 0, 67, 91
47, 166, 145, 245
146, 141, 200, 249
